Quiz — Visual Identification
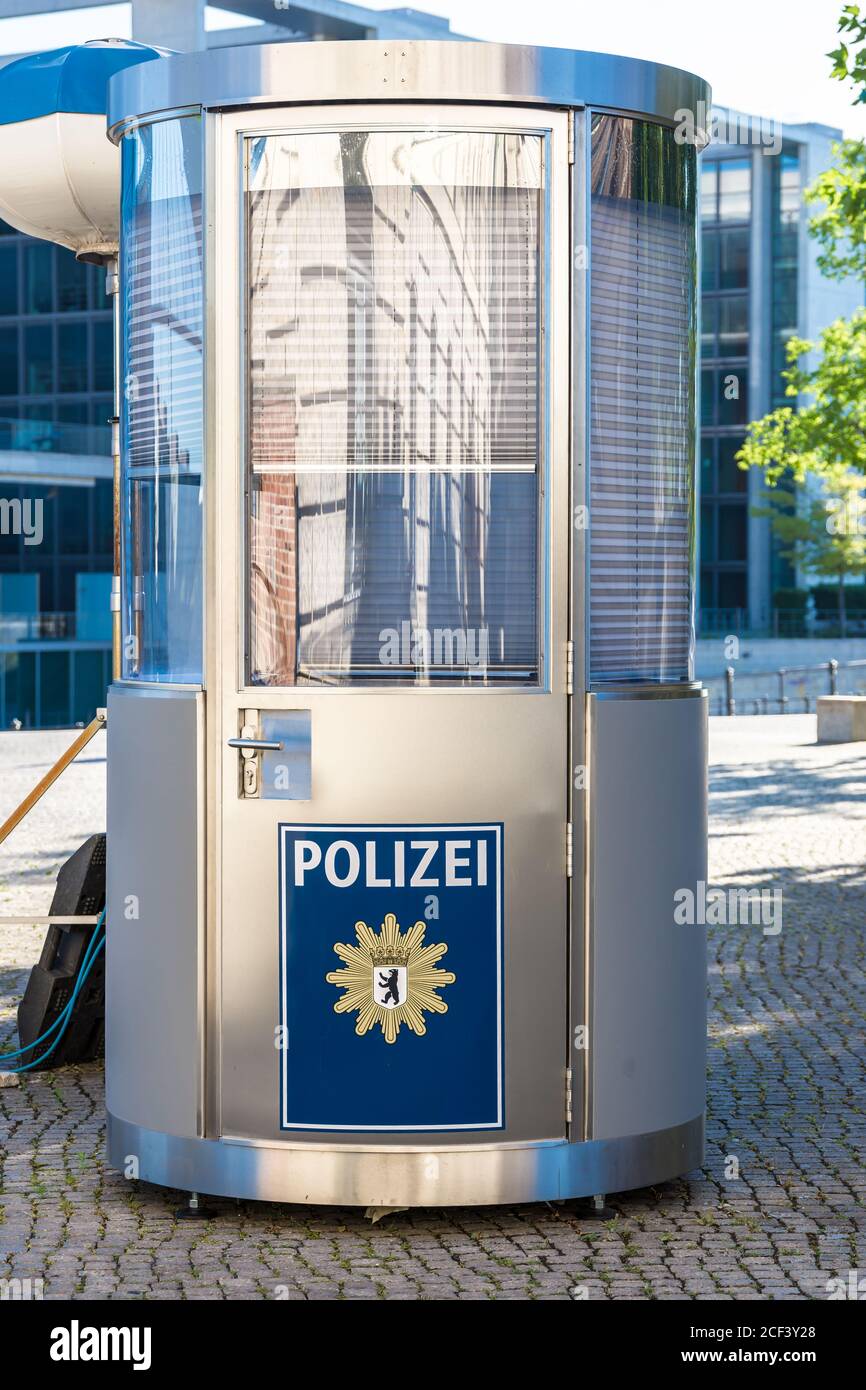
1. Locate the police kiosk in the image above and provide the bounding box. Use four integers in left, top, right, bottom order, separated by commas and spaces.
4, 39, 711, 1207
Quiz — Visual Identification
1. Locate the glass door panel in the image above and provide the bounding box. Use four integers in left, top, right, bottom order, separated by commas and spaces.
245, 129, 544, 686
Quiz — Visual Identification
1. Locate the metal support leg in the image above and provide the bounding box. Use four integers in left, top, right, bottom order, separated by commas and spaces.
174, 1191, 214, 1221
579, 1192, 617, 1220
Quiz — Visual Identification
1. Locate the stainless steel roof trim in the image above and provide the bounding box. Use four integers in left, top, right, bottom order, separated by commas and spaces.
108, 40, 711, 140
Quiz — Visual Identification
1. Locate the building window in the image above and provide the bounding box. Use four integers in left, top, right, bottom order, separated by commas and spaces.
58, 321, 88, 392
718, 158, 751, 220
699, 153, 752, 628
718, 571, 747, 609
717, 436, 747, 493
23, 242, 52, 314
772, 146, 800, 405
718, 503, 747, 561
0, 244, 18, 314
24, 323, 52, 393
0, 325, 17, 393
93, 321, 113, 392
719, 296, 748, 357
0, 218, 112, 728
57, 247, 88, 312
719, 226, 749, 288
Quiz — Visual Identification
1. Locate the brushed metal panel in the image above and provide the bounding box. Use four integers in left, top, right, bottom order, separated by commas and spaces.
588, 691, 707, 1140
219, 692, 568, 1143
107, 1110, 704, 1207
105, 685, 203, 1138
108, 40, 711, 136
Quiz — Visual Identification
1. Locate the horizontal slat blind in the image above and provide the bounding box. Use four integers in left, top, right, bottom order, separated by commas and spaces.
248, 186, 539, 475
589, 118, 696, 685
120, 118, 204, 683
247, 130, 543, 685
124, 206, 202, 479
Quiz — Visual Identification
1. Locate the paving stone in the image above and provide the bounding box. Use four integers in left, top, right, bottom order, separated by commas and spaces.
1, 715, 864, 1300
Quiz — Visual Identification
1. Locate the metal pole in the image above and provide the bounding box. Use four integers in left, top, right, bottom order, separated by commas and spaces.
725, 665, 735, 716
778, 667, 787, 713
0, 711, 106, 850
829, 659, 838, 695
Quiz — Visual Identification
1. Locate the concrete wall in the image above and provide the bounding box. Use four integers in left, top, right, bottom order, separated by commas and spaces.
696, 636, 866, 680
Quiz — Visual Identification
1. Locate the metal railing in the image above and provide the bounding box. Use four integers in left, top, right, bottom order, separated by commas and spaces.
706, 659, 866, 715
699, 607, 866, 639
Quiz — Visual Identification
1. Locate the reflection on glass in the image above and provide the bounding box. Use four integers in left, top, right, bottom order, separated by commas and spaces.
720, 226, 749, 289
718, 368, 748, 426
700, 502, 714, 564
719, 296, 748, 357
93, 321, 113, 393
717, 436, 748, 493
776, 151, 800, 218
24, 242, 52, 314
0, 245, 17, 314
0, 325, 17, 393
57, 247, 88, 312
718, 158, 751, 221
120, 117, 203, 683
589, 114, 697, 684
246, 129, 543, 686
700, 440, 714, 494
24, 324, 51, 394
718, 503, 747, 562
58, 322, 87, 392
701, 296, 718, 352
700, 163, 716, 221
701, 227, 718, 291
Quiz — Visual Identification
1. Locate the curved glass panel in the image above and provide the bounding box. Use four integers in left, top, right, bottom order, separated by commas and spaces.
589, 114, 697, 685
245, 128, 545, 686
120, 116, 203, 683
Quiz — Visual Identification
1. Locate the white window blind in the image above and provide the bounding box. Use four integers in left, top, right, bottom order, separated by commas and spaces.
246, 129, 544, 685
120, 117, 204, 683
589, 116, 696, 685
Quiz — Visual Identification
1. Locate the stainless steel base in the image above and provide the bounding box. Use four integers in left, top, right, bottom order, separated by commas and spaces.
107, 1111, 704, 1207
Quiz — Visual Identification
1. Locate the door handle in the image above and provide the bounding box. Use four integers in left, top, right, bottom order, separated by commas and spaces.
227, 737, 284, 752
230, 718, 284, 798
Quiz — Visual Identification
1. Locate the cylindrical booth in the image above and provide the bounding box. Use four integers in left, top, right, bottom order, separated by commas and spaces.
97, 40, 710, 1206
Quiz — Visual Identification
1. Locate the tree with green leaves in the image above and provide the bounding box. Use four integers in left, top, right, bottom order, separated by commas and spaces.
751, 461, 866, 635
735, 1, 866, 630
739, 3, 866, 491
736, 309, 866, 486
806, 3, 866, 278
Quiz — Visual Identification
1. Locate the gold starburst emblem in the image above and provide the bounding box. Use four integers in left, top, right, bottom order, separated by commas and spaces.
326, 912, 456, 1044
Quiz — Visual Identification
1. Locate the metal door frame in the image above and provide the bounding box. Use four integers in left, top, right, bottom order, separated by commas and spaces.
205, 102, 576, 1144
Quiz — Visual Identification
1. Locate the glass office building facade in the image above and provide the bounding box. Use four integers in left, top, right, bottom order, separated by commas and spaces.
699, 116, 864, 634
700, 154, 752, 617
0, 221, 114, 727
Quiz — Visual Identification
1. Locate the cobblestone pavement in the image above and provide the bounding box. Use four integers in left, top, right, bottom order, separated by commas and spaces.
0, 716, 863, 1300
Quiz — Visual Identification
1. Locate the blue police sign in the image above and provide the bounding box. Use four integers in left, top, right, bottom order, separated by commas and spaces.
278, 823, 504, 1132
